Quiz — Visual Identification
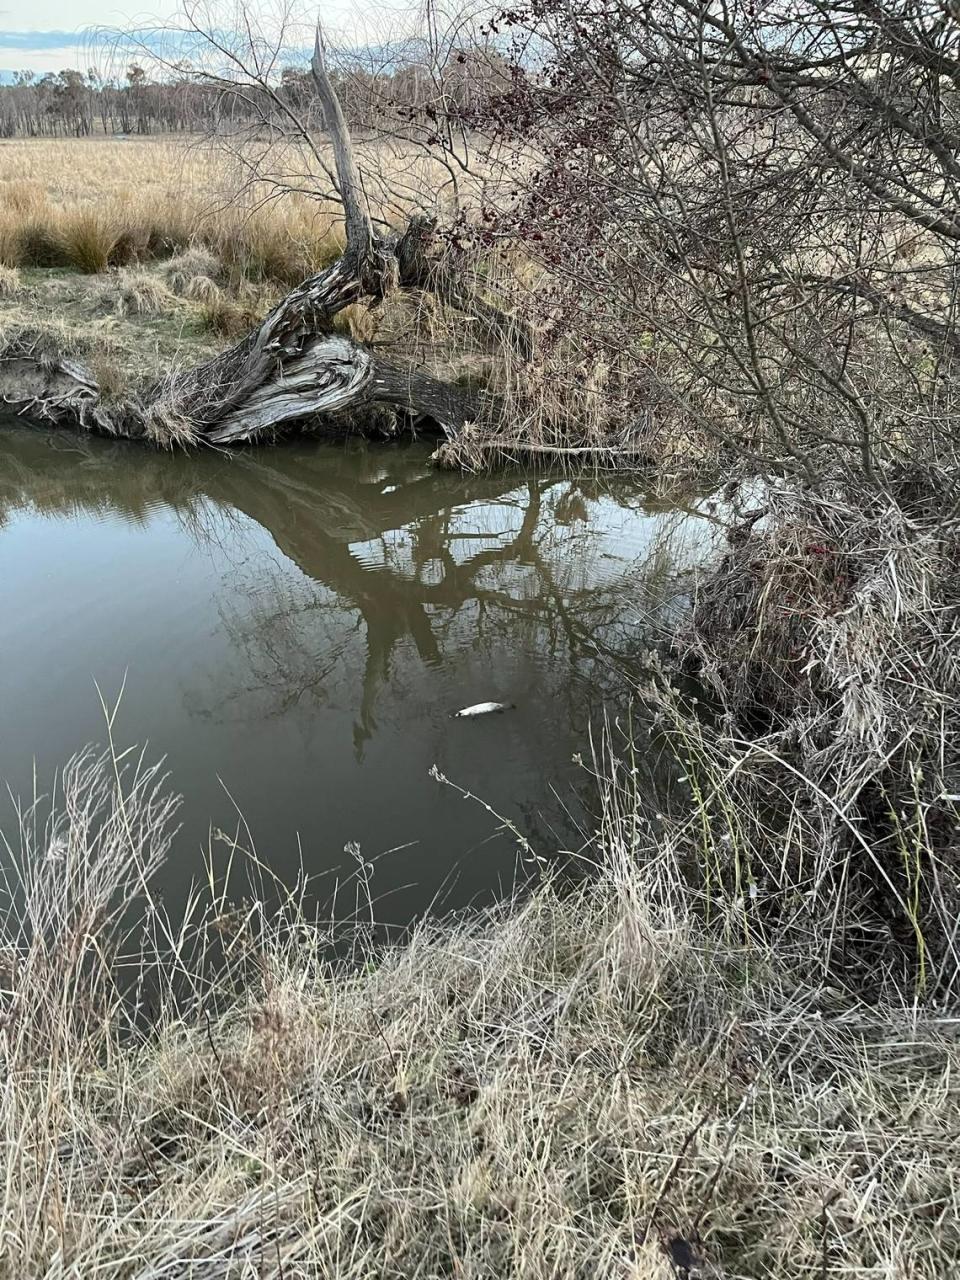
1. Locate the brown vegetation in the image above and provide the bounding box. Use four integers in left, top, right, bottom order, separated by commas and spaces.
2, 710, 957, 1278
0, 138, 349, 284
674, 477, 960, 990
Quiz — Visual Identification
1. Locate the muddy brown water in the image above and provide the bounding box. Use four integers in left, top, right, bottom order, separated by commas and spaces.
0, 422, 718, 929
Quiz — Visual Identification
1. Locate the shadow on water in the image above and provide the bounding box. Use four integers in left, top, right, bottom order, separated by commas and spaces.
0, 421, 719, 928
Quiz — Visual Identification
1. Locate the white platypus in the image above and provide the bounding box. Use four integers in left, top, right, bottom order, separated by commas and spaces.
452, 701, 515, 719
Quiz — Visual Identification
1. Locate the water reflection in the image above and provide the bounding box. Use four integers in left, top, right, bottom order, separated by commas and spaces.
0, 423, 716, 922
201, 464, 701, 755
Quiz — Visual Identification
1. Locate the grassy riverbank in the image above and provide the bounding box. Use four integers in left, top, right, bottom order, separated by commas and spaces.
0, 135, 503, 439
0, 135, 682, 464
3, 477, 958, 1278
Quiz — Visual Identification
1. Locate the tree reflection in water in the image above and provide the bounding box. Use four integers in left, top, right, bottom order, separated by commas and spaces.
0, 422, 718, 911
188, 447, 714, 760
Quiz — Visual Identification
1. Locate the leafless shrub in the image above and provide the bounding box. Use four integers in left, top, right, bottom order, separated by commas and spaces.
442, 0, 960, 474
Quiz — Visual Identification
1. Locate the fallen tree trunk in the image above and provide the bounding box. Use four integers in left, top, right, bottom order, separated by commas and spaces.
430, 435, 652, 470
0, 222, 485, 448
0, 28, 507, 452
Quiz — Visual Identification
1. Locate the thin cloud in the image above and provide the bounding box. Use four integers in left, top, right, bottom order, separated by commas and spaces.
0, 30, 83, 50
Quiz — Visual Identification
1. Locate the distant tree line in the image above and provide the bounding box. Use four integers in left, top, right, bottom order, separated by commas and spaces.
0, 48, 509, 139
0, 66, 202, 137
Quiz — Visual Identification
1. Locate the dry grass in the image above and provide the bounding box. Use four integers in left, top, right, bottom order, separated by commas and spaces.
198, 294, 263, 339
181, 272, 222, 304
0, 286, 227, 414
0, 137, 218, 208
163, 246, 223, 298
112, 271, 176, 317
60, 208, 126, 274
0, 137, 407, 288
0, 264, 19, 298
211, 206, 346, 287
0, 138, 342, 284
1, 725, 957, 1278
654, 474, 960, 993
0, 192, 344, 285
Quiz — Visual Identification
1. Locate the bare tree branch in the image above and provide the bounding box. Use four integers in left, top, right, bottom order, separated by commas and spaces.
310, 24, 374, 261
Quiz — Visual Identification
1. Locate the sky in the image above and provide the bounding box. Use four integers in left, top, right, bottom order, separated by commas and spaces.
0, 1, 386, 78
0, 2, 182, 76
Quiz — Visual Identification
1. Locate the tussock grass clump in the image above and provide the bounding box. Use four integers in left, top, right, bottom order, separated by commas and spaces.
0, 195, 347, 287
107, 223, 151, 268
87, 351, 127, 402
58, 209, 123, 274
15, 217, 71, 268
198, 294, 260, 338
137, 397, 203, 448
0, 263, 20, 297
163, 245, 223, 297
182, 272, 222, 304
0, 202, 195, 273
138, 196, 199, 258
1, 748, 957, 1278
0, 212, 19, 268
212, 210, 346, 287
113, 270, 175, 317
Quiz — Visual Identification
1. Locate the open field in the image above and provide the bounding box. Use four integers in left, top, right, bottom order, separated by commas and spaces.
0, 136, 348, 284
1, 136, 220, 209
0, 135, 476, 283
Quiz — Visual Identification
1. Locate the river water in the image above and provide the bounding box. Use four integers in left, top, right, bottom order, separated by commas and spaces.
0, 423, 717, 928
